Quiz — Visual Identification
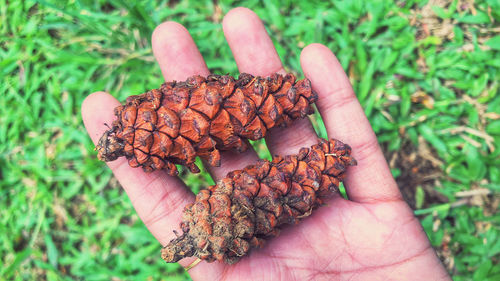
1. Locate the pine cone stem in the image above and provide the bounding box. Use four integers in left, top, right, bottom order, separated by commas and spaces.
96, 73, 317, 175
161, 138, 356, 264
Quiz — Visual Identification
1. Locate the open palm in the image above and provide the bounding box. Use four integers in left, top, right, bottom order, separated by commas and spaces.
82, 8, 449, 281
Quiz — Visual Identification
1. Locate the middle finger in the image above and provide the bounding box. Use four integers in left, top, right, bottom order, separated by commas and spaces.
152, 21, 260, 180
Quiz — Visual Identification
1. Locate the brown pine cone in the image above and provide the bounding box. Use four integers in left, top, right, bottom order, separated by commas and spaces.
96, 73, 317, 175
161, 138, 356, 264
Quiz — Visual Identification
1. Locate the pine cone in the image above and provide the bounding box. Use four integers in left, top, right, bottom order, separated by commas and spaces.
161, 138, 356, 264
96, 73, 317, 175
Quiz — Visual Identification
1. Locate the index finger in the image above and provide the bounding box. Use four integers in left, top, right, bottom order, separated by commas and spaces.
222, 7, 319, 157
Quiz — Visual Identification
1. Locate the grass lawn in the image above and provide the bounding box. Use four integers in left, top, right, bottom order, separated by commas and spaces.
1, 0, 499, 280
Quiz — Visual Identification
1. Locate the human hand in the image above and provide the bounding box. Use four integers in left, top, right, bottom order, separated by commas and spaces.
82, 7, 451, 281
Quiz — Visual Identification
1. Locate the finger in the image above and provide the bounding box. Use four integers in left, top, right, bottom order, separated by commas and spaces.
152, 21, 259, 180
83, 92, 221, 273
300, 44, 402, 203
82, 92, 194, 246
222, 7, 282, 76
152, 21, 210, 81
223, 7, 318, 157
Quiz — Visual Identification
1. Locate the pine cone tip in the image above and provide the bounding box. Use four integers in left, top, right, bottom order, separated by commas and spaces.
96, 127, 124, 162
161, 234, 194, 263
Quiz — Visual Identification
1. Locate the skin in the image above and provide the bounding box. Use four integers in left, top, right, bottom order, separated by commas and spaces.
82, 7, 451, 281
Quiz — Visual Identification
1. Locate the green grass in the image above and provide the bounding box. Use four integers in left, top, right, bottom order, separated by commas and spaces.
1, 0, 499, 280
